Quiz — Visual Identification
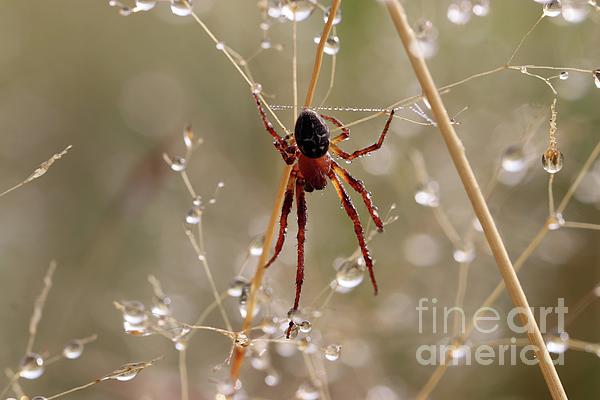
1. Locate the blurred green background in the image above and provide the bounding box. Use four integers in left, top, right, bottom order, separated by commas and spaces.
0, 0, 599, 399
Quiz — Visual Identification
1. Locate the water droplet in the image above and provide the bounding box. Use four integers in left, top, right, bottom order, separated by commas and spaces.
543, 0, 562, 17
267, 1, 283, 18
335, 259, 365, 289
312, 35, 340, 55
447, 1, 472, 25
453, 244, 476, 263
520, 66, 528, 74
151, 295, 172, 316
299, 320, 312, 333
298, 337, 318, 353
296, 382, 320, 399
124, 320, 151, 336
249, 235, 265, 256
228, 276, 250, 297
63, 340, 84, 359
281, 1, 315, 21
265, 370, 280, 386
170, 157, 186, 172
113, 366, 139, 381
324, 344, 341, 361
121, 300, 147, 324
559, 71, 569, 80
119, 6, 133, 16
546, 332, 569, 353
32, 397, 48, 400
183, 125, 195, 149
413, 19, 438, 59
287, 322, 299, 339
472, 218, 483, 232
135, 0, 156, 11
542, 148, 564, 173
562, 0, 589, 23
239, 300, 260, 318
501, 145, 526, 172
251, 82, 263, 94
19, 353, 44, 380
260, 39, 272, 49
235, 332, 250, 348
414, 180, 440, 207
217, 379, 242, 396
323, 5, 342, 24
472, 0, 490, 16
170, 0, 192, 17
259, 22, 270, 31
547, 212, 565, 230
185, 205, 202, 224
594, 69, 600, 89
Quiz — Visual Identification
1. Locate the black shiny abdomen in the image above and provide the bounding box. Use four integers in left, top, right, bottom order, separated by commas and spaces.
294, 109, 330, 159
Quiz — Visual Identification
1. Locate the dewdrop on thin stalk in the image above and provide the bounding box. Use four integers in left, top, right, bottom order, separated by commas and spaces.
547, 212, 565, 230
453, 244, 476, 263
228, 276, 250, 297
135, 0, 156, 11
447, 1, 472, 25
121, 300, 146, 324
249, 234, 265, 256
543, 0, 562, 17
169, 157, 186, 172
546, 332, 570, 354
313, 35, 340, 55
32, 397, 48, 400
501, 145, 527, 172
296, 382, 320, 400
472, 0, 490, 16
413, 19, 438, 59
542, 147, 564, 173
335, 258, 366, 289
559, 71, 569, 80
170, 0, 192, 17
324, 344, 341, 361
323, 5, 342, 24
594, 69, 600, 89
185, 204, 202, 225
19, 352, 45, 379
281, 1, 315, 21
63, 339, 84, 359
414, 180, 440, 207
251, 82, 263, 94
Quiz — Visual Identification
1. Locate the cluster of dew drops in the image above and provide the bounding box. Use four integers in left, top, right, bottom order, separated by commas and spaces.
108, 0, 193, 16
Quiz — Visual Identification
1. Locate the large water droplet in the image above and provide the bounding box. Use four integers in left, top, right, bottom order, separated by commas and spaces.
313, 35, 340, 56
413, 19, 438, 59
135, 0, 156, 11
63, 340, 84, 360
170, 0, 192, 17
414, 180, 440, 207
281, 1, 315, 21
335, 259, 365, 289
453, 244, 476, 263
543, 0, 562, 17
501, 145, 526, 172
324, 344, 341, 361
228, 276, 250, 297
542, 148, 564, 173
296, 382, 320, 399
299, 320, 312, 333
185, 205, 202, 225
547, 213, 565, 230
170, 157, 186, 172
19, 353, 45, 380
121, 300, 147, 324
546, 332, 569, 353
472, 0, 490, 16
561, 0, 589, 23
249, 235, 265, 256
559, 71, 569, 80
323, 6, 342, 24
447, 1, 472, 25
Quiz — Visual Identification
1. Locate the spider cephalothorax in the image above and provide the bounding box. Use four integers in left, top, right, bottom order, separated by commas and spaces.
252, 93, 394, 337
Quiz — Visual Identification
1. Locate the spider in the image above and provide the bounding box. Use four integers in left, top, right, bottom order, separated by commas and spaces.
252, 94, 395, 337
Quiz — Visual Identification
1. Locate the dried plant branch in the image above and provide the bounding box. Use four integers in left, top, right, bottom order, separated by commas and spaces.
0, 145, 72, 199
384, 1, 567, 399
26, 260, 57, 354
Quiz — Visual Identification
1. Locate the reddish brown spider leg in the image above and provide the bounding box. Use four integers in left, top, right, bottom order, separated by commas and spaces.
331, 161, 384, 232
329, 109, 395, 160
319, 113, 350, 144
265, 169, 297, 269
286, 178, 307, 339
252, 93, 297, 165
328, 172, 379, 295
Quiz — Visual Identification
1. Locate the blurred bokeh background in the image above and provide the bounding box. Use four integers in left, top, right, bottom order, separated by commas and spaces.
0, 0, 599, 398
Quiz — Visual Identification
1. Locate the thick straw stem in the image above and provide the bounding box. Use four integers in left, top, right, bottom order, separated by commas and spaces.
384, 1, 567, 399
229, 0, 342, 381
